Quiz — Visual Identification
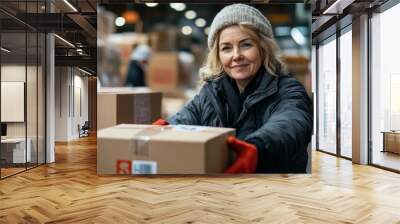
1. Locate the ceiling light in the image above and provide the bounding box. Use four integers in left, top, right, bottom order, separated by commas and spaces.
1, 47, 11, 53
54, 34, 75, 48
145, 3, 158, 7
204, 27, 210, 35
290, 28, 306, 46
63, 0, 78, 12
170, 3, 186, 11
181, 26, 192, 35
115, 17, 126, 27
195, 18, 206, 28
185, 10, 196, 20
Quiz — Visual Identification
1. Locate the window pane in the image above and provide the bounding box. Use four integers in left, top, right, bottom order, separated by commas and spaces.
371, 3, 400, 171
340, 29, 352, 158
312, 45, 316, 151
318, 37, 337, 154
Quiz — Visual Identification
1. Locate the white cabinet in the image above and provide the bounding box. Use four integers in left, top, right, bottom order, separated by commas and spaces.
1, 138, 32, 163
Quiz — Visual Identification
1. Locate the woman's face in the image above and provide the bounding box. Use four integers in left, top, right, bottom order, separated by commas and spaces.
218, 25, 262, 82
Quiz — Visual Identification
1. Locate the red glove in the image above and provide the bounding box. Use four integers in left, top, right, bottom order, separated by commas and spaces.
224, 136, 258, 174
152, 118, 169, 125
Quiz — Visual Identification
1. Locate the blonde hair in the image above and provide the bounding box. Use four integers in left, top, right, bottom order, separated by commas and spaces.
200, 23, 287, 82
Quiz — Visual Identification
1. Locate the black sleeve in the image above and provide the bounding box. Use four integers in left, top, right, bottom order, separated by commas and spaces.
167, 87, 206, 125
244, 78, 313, 172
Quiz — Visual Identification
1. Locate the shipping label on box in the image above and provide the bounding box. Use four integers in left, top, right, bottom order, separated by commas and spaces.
116, 160, 157, 174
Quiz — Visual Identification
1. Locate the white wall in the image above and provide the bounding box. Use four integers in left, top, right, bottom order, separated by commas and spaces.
55, 67, 89, 141
1, 65, 37, 137
55, 66, 69, 141
1, 65, 26, 140
75, 71, 89, 138
1, 65, 26, 81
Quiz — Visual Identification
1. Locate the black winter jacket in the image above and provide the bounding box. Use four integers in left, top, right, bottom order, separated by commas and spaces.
168, 69, 313, 173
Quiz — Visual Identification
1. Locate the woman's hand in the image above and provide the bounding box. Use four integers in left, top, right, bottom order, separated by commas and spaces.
152, 118, 169, 125
224, 136, 258, 173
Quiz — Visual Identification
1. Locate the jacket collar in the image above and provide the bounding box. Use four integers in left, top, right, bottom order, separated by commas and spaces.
204, 67, 279, 127
209, 66, 278, 106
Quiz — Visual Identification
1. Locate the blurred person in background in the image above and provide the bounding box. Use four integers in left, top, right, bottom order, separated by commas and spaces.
126, 44, 151, 87
154, 4, 312, 173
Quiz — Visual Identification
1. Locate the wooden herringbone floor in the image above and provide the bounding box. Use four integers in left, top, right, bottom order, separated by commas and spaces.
1, 135, 400, 223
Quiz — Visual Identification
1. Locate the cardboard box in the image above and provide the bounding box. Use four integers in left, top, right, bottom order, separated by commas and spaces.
149, 28, 177, 51
97, 88, 162, 130
283, 55, 312, 97
147, 52, 193, 91
97, 124, 235, 174
147, 52, 180, 90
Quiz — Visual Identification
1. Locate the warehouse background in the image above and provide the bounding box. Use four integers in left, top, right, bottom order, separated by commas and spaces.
98, 3, 312, 119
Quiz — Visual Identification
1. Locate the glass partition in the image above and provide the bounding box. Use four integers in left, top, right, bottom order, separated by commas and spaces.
0, 11, 28, 177
0, 0, 46, 179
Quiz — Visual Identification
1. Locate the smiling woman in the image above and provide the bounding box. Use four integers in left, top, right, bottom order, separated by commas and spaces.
157, 4, 313, 173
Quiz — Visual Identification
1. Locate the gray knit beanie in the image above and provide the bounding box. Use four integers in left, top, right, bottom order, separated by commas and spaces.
207, 4, 273, 49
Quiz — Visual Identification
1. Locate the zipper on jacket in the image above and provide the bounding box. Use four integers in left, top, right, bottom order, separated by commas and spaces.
233, 86, 278, 127
205, 84, 228, 126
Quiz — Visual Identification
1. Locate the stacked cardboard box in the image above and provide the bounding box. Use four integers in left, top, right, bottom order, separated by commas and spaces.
146, 52, 195, 92
147, 52, 180, 90
149, 27, 177, 52
97, 124, 235, 174
97, 87, 162, 130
